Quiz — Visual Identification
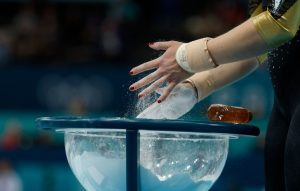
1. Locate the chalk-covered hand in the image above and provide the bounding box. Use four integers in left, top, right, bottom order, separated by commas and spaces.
129, 41, 193, 103
136, 83, 197, 119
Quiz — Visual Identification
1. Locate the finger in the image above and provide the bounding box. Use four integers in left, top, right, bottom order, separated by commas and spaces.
130, 58, 160, 75
149, 41, 175, 51
157, 82, 177, 103
129, 71, 161, 91
138, 75, 169, 98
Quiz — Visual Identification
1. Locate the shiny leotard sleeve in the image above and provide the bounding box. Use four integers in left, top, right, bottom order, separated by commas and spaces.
249, 1, 268, 63
250, 0, 300, 48
248, 0, 300, 63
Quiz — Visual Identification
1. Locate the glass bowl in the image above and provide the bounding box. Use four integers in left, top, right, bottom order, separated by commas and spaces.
63, 129, 229, 191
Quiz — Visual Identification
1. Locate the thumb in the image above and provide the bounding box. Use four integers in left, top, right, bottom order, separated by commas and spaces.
149, 41, 175, 50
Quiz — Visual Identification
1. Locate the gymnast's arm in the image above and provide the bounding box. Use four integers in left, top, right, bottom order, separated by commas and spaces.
136, 58, 259, 119
185, 58, 259, 101
129, 0, 300, 102
208, 0, 300, 66
185, 1, 299, 98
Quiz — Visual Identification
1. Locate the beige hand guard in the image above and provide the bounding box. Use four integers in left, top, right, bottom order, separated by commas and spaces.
184, 70, 215, 101
176, 38, 219, 74
184, 58, 259, 102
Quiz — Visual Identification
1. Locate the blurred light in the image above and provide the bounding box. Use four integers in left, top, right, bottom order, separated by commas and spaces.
37, 74, 114, 113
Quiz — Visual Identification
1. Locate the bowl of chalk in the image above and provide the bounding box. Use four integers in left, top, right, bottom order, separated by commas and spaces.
36, 111, 259, 191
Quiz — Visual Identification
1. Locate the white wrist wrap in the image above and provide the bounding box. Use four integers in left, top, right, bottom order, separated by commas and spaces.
185, 70, 216, 102
175, 43, 193, 73
176, 38, 219, 73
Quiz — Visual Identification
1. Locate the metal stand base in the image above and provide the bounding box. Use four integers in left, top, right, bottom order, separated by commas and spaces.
126, 129, 139, 191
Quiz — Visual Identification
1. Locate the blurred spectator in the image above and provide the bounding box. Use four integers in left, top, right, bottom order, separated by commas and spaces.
0, 159, 22, 191
185, 0, 247, 37
0, 0, 249, 66
100, 18, 122, 58
0, 29, 12, 66
12, 4, 39, 60
1, 120, 22, 151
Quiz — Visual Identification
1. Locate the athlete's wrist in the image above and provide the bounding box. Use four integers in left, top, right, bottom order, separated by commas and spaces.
176, 38, 219, 74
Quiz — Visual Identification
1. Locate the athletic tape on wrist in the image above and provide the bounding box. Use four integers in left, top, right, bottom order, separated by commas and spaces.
176, 38, 219, 73
175, 43, 194, 73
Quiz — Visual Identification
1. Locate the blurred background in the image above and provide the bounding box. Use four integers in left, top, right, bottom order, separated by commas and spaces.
0, 0, 272, 190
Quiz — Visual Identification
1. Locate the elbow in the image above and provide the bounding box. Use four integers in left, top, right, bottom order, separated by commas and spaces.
218, 58, 259, 75
241, 58, 259, 73
234, 58, 259, 77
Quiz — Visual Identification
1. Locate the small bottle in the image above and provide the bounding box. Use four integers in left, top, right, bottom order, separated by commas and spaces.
207, 104, 252, 123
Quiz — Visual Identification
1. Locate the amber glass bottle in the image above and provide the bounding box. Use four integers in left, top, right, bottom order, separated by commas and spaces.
207, 104, 253, 123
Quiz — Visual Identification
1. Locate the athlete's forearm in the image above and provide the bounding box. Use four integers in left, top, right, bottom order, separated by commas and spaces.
177, 19, 269, 73
179, 1, 300, 72
204, 0, 300, 66
187, 57, 259, 101
208, 19, 270, 65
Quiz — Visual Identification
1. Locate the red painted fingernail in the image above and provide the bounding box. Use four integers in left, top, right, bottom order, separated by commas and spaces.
129, 71, 133, 75
148, 42, 155, 46
138, 94, 143, 98
130, 86, 134, 91
157, 100, 161, 103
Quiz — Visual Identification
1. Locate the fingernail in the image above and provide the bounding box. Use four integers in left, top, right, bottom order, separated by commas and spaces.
129, 71, 133, 75
148, 42, 155, 46
130, 86, 134, 91
138, 94, 143, 98
157, 100, 161, 103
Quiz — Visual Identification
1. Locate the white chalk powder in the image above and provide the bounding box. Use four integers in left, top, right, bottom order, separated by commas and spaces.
136, 86, 197, 119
